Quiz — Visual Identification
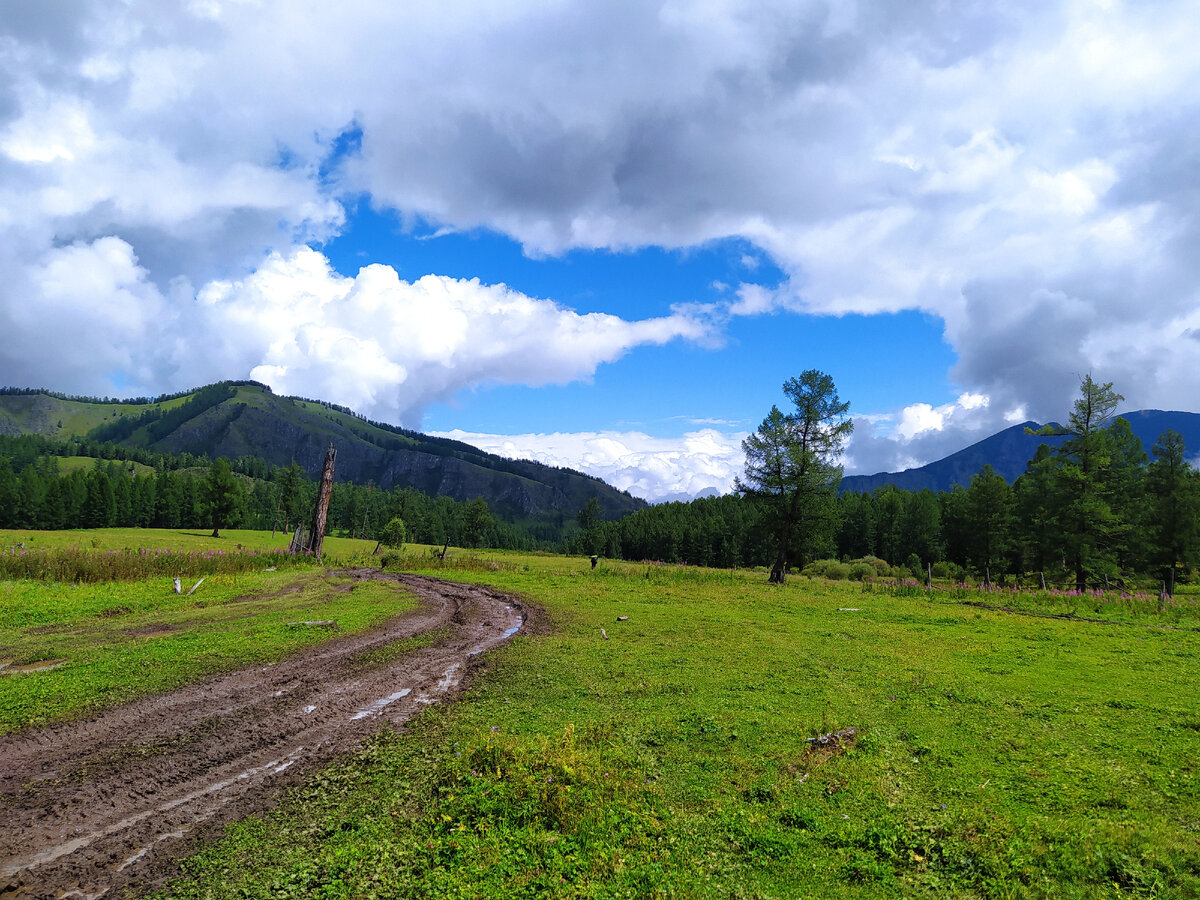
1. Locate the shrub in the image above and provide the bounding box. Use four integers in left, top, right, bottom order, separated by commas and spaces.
847, 562, 876, 581
931, 560, 965, 581
803, 559, 851, 581
377, 517, 406, 550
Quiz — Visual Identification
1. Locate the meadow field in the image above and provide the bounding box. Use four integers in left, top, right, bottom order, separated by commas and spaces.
1, 529, 1198, 898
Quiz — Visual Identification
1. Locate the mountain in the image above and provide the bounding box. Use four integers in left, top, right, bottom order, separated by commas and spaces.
839, 409, 1200, 494
0, 382, 645, 521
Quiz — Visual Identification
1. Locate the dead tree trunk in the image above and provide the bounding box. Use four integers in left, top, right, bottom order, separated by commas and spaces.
306, 445, 336, 561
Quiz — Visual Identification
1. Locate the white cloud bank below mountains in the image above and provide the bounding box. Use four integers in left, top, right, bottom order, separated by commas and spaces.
435, 428, 748, 503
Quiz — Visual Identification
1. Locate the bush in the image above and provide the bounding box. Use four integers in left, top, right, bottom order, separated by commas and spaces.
378, 517, 406, 550
847, 562, 876, 581
803, 559, 851, 581
931, 560, 966, 581
854, 556, 891, 577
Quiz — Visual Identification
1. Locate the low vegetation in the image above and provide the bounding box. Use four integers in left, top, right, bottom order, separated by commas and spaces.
3, 532, 1198, 896
159, 553, 1198, 898
0, 529, 392, 731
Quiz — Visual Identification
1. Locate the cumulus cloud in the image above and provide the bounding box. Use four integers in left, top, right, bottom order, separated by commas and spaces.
434, 428, 747, 502
188, 247, 711, 424
845, 393, 1000, 476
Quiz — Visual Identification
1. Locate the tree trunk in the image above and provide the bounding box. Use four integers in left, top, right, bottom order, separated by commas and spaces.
307, 445, 336, 561
769, 550, 788, 584
211, 527, 220, 538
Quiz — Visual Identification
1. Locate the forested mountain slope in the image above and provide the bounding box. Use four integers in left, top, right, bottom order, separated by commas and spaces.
0, 382, 643, 521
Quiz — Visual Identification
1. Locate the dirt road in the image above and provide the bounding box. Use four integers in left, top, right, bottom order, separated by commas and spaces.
0, 571, 528, 900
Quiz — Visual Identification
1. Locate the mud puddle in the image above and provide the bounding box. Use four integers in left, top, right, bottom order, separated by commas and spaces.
0, 571, 528, 899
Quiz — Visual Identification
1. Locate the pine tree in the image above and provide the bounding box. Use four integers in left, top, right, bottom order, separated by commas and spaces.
737, 371, 852, 583
202, 458, 243, 538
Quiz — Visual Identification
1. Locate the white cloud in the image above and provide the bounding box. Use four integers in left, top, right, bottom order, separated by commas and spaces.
187, 247, 712, 424
844, 392, 1000, 476
2, 0, 1200, 493
434, 428, 747, 502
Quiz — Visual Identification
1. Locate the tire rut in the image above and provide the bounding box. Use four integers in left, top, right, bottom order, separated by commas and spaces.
0, 571, 527, 900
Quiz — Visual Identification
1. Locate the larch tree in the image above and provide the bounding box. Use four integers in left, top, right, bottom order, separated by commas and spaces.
736, 370, 853, 584
964, 464, 1015, 582
1030, 374, 1124, 590
1147, 429, 1200, 594
203, 457, 243, 538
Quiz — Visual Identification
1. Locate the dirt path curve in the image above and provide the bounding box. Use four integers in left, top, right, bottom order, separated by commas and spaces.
0, 570, 528, 900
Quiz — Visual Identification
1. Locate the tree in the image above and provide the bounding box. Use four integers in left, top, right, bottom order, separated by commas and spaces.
275, 462, 306, 533
900, 489, 942, 567
1146, 430, 1200, 593
379, 516, 407, 550
736, 370, 852, 583
577, 497, 603, 555
1031, 375, 1124, 590
463, 497, 493, 548
963, 464, 1014, 582
202, 458, 243, 538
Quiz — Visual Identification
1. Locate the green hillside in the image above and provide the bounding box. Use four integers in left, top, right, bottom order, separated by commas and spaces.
0, 382, 643, 522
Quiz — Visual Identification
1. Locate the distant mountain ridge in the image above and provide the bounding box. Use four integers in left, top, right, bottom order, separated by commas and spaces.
0, 382, 645, 521
840, 410, 1200, 494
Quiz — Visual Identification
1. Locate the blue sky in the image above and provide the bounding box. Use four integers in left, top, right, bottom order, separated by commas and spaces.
320, 209, 957, 436
3, 1, 1199, 500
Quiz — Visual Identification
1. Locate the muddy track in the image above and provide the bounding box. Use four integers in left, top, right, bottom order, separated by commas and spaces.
0, 571, 529, 900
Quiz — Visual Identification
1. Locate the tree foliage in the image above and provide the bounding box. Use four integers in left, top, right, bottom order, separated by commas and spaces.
378, 516, 406, 550
736, 371, 852, 583
202, 458, 244, 538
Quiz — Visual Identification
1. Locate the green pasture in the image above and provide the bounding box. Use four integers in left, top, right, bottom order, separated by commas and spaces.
164, 555, 1200, 899
2, 527, 379, 557
1, 532, 1198, 897
0, 528, 410, 731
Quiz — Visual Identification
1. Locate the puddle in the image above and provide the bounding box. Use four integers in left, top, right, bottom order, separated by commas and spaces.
435, 664, 461, 691
0, 658, 67, 675
350, 688, 412, 721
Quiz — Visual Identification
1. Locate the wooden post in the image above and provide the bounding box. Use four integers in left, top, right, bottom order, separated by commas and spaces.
307, 444, 336, 561
926, 562, 932, 589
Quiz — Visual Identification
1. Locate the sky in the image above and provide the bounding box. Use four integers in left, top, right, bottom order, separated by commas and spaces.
2, 0, 1199, 501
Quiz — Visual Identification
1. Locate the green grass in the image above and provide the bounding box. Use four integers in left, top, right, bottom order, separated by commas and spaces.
2, 527, 379, 558
144, 553, 1200, 899
0, 536, 421, 732
3, 535, 1197, 896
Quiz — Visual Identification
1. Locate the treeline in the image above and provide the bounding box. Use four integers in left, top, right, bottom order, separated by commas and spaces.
0, 381, 261, 406
0, 446, 540, 551
574, 414, 1200, 590
0, 433, 264, 477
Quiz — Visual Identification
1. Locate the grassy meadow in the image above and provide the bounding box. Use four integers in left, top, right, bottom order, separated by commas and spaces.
2, 530, 1198, 897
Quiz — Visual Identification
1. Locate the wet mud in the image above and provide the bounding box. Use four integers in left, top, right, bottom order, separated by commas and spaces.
0, 571, 528, 899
